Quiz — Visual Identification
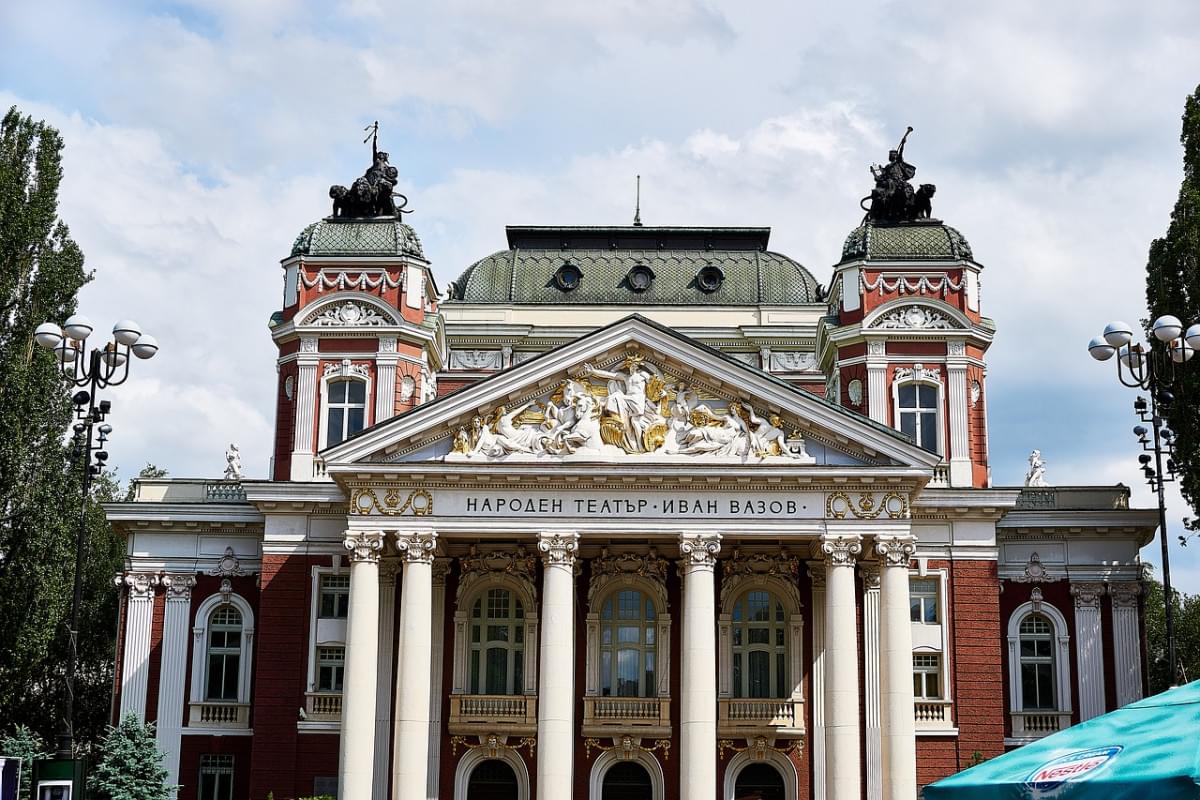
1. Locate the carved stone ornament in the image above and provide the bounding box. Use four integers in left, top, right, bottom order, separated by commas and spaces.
806, 561, 827, 590
584, 736, 671, 761
1070, 582, 1105, 610
970, 380, 982, 408
300, 336, 319, 354
160, 573, 197, 600
302, 270, 403, 293
219, 578, 234, 606
894, 363, 941, 384
1110, 582, 1142, 609
350, 487, 433, 517
948, 340, 967, 356
867, 340, 887, 356
444, 354, 815, 464
399, 375, 416, 402
449, 350, 503, 371
284, 375, 295, 400
305, 300, 392, 327
1014, 552, 1062, 584
719, 736, 802, 760
324, 359, 371, 381
512, 351, 539, 365
1029, 585, 1044, 612
768, 351, 818, 372
825, 491, 910, 520
343, 530, 385, 563
870, 304, 956, 330
859, 562, 880, 590
678, 532, 722, 570
457, 545, 537, 603
847, 379, 863, 408
875, 534, 917, 568
395, 531, 438, 564
115, 572, 158, 599
537, 532, 580, 566
721, 548, 800, 605
817, 534, 863, 567
379, 336, 399, 354
208, 546, 247, 577
588, 547, 669, 607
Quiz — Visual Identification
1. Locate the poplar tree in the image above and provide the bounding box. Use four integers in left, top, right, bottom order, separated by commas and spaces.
1145, 85, 1200, 524
0, 106, 122, 750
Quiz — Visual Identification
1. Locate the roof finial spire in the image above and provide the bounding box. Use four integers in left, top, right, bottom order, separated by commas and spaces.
633, 174, 643, 227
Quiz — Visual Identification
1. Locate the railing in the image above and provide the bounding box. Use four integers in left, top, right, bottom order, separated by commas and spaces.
582, 697, 671, 736
448, 694, 537, 735
717, 698, 803, 735
305, 692, 342, 721
205, 481, 246, 501
928, 463, 951, 488
914, 700, 954, 730
1010, 711, 1072, 740
188, 702, 250, 728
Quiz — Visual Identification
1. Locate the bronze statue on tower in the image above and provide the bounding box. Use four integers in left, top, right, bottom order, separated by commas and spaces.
328, 121, 411, 219
861, 127, 937, 223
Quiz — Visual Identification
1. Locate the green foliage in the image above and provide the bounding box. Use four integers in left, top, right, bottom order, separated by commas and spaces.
1142, 572, 1200, 693
967, 750, 987, 768
90, 717, 172, 800
123, 464, 168, 501
1145, 84, 1200, 521
0, 725, 49, 800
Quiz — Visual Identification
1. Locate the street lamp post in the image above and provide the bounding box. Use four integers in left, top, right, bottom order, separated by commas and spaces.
32, 314, 158, 760
1088, 314, 1199, 685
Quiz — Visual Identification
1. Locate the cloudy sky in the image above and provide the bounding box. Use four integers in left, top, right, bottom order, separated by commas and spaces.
4, 1, 1200, 588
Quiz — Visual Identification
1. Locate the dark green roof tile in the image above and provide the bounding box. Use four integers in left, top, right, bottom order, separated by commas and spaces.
291, 219, 425, 259
840, 222, 973, 263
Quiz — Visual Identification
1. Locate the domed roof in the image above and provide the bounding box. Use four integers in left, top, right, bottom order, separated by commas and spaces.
446, 226, 820, 305
840, 221, 973, 263
291, 218, 425, 259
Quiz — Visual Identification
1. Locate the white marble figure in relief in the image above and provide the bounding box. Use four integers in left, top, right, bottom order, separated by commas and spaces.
447, 355, 814, 463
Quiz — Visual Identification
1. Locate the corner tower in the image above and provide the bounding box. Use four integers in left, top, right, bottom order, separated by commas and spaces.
818, 133, 994, 487
269, 143, 444, 481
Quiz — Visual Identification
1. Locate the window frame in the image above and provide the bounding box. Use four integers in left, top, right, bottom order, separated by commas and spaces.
585, 574, 671, 700
318, 573, 350, 619
718, 576, 803, 704
452, 576, 539, 697
1006, 601, 1072, 715
892, 370, 944, 455
316, 362, 373, 451
307, 566, 349, 693
468, 586, 527, 696
729, 589, 790, 699
597, 588, 659, 699
912, 652, 943, 700
909, 577, 940, 624
316, 645, 346, 693
190, 593, 255, 708
198, 754, 234, 800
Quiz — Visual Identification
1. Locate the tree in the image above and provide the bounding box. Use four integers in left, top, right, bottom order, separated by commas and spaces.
1142, 571, 1200, 693
0, 725, 49, 800
1145, 85, 1200, 523
89, 717, 172, 800
0, 106, 122, 752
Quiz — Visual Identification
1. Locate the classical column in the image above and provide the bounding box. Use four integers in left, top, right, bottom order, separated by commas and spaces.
156, 574, 196, 793
339, 531, 384, 800
394, 531, 438, 798
1072, 582, 1106, 720
1110, 582, 1144, 706
117, 572, 158, 720
877, 535, 918, 800
866, 341, 888, 424
807, 562, 828, 800
372, 562, 399, 800
679, 532, 721, 800
818, 533, 863, 800
375, 337, 399, 424
290, 337, 319, 480
537, 532, 580, 799
427, 559, 451, 799
860, 562, 883, 800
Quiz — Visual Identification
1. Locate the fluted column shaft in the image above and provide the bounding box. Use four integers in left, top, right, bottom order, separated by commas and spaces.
339, 531, 384, 800
537, 532, 580, 798
679, 532, 721, 800
877, 535, 918, 800
157, 574, 196, 794
117, 572, 158, 720
394, 531, 438, 798
819, 533, 863, 800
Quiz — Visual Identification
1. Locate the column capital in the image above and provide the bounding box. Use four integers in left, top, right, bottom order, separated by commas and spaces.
395, 531, 438, 564
859, 561, 880, 590
874, 534, 917, 568
114, 571, 159, 599
160, 573, 197, 600
1071, 581, 1105, 610
537, 531, 580, 566
806, 560, 827, 589
678, 532, 722, 570
816, 533, 863, 566
1109, 581, 1142, 608
344, 530, 385, 563
380, 560, 402, 582
432, 557, 452, 586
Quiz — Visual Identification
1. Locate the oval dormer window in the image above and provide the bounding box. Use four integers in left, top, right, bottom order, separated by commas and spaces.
554, 262, 582, 292
696, 264, 725, 293
627, 264, 655, 293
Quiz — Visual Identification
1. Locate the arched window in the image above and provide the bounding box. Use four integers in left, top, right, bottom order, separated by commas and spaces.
325, 379, 367, 446
466, 758, 518, 800
602, 761, 653, 800
897, 381, 939, 453
599, 590, 656, 698
731, 590, 787, 699
723, 750, 797, 800
733, 763, 785, 800
470, 588, 525, 695
1018, 613, 1056, 710
206, 606, 243, 701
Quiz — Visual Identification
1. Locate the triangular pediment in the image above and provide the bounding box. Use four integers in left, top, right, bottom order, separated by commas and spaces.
321, 315, 941, 472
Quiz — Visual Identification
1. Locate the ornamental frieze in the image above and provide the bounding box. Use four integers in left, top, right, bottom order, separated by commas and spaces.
587, 547, 669, 608
720, 548, 802, 611
445, 354, 813, 464
825, 490, 910, 520
350, 487, 433, 516
457, 545, 538, 604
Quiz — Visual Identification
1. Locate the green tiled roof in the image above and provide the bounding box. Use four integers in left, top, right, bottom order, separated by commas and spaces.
291, 219, 425, 259
447, 248, 819, 305
840, 222, 973, 263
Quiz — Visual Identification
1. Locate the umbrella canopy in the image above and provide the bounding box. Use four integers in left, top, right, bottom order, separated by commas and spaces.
924, 680, 1200, 799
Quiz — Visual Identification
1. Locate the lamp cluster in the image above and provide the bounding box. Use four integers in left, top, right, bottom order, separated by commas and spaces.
1088, 315, 1200, 372
34, 314, 158, 382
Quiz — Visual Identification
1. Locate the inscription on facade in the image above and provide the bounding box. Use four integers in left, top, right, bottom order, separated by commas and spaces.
447, 490, 824, 519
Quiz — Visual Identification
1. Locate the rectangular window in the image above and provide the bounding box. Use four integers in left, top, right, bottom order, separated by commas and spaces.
912, 653, 942, 699
910, 579, 939, 624
198, 755, 234, 800
319, 574, 350, 619
317, 646, 345, 692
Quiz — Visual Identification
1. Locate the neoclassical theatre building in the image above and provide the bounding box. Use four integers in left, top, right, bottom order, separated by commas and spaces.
107, 142, 1155, 800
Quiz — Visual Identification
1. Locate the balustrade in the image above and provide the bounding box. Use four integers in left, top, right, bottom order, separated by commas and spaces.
448, 694, 537, 735
717, 698, 803, 735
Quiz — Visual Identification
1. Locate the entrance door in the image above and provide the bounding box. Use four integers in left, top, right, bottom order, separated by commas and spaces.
602, 761, 653, 800
466, 759, 519, 800
733, 763, 785, 800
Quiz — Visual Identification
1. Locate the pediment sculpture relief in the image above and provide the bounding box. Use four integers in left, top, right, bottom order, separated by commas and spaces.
446, 354, 814, 463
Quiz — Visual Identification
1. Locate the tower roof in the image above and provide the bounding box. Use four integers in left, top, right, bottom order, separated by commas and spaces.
290, 218, 425, 259
839, 221, 974, 264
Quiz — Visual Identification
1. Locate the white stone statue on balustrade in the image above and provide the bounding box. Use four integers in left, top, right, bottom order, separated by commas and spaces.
224, 443, 242, 480
1025, 449, 1048, 487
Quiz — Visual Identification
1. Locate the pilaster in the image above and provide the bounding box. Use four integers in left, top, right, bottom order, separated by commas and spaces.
946, 341, 971, 487
290, 336, 319, 480
1109, 582, 1144, 707
866, 340, 888, 424
156, 573, 195, 793
376, 336, 399, 425
860, 562, 882, 800
1071, 582, 1106, 721
807, 562, 827, 800
117, 572, 159, 721
372, 562, 399, 800
427, 559, 451, 799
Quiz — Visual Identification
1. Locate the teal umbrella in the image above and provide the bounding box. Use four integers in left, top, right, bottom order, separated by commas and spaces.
924, 680, 1200, 799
